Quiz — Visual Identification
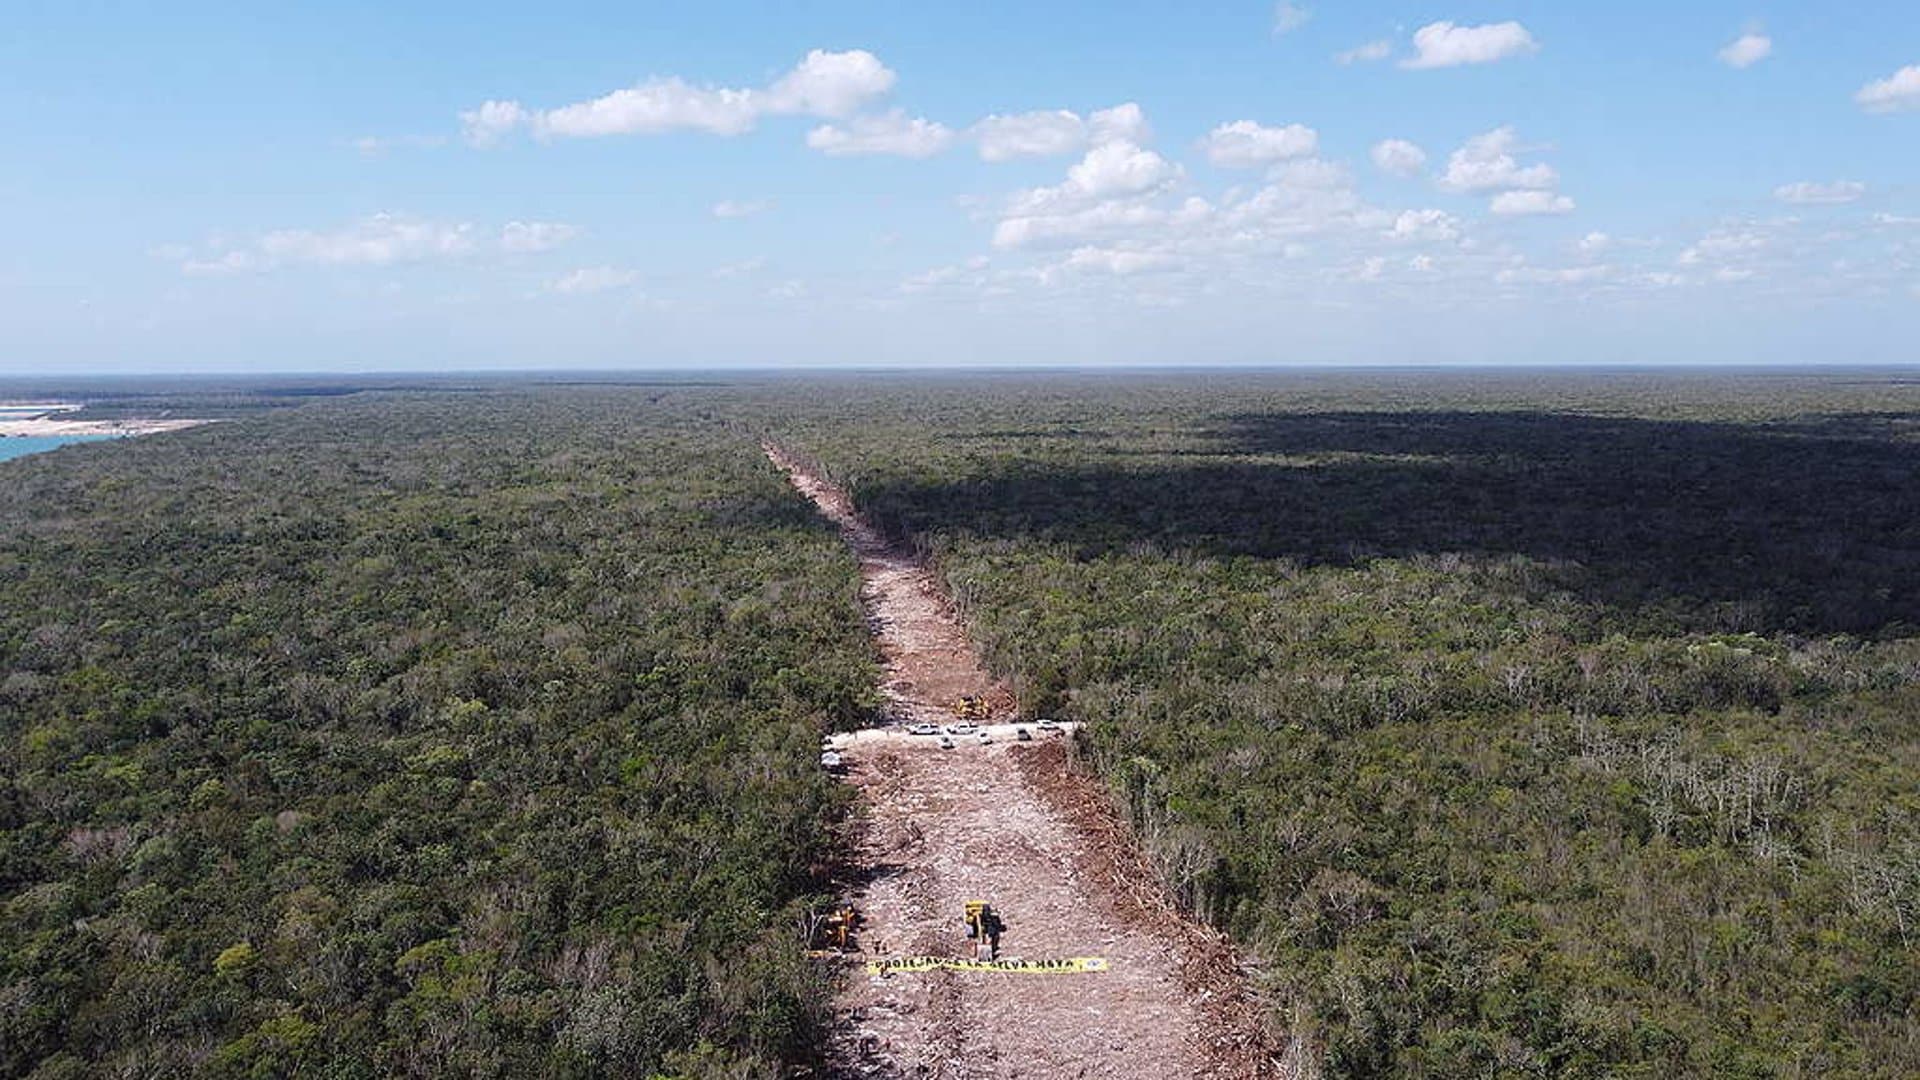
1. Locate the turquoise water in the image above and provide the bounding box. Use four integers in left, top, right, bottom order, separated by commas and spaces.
0, 434, 120, 462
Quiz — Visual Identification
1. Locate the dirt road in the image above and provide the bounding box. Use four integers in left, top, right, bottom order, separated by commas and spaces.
766, 444, 1282, 1079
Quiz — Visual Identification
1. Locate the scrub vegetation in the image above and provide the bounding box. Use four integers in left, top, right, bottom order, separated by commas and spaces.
4, 370, 1917, 1078
0, 390, 879, 1077
778, 370, 1920, 1078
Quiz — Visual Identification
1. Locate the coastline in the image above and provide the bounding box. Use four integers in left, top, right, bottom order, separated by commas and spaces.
0, 417, 211, 437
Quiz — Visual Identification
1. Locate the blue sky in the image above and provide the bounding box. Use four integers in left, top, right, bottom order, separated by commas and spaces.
3, 2, 1917, 371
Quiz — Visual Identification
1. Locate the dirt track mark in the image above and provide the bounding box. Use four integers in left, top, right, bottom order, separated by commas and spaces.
765, 443, 1284, 1079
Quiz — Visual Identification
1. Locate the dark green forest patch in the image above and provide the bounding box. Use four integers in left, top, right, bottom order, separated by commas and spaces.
772, 371, 1920, 1079
1, 390, 879, 1078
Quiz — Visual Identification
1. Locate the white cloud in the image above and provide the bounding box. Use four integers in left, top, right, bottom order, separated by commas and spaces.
973, 110, 1086, 161
989, 155, 1199, 248
1388, 208, 1460, 243
536, 80, 762, 138
499, 221, 579, 253
993, 200, 1169, 250
177, 214, 577, 274
764, 49, 897, 116
463, 49, 897, 145
1270, 157, 1349, 190
768, 279, 807, 299
1774, 181, 1866, 205
460, 101, 528, 148
251, 217, 476, 266
550, 266, 638, 294
1490, 190, 1575, 216
1063, 140, 1180, 200
1273, 3, 1311, 36
965, 103, 1145, 162
1402, 21, 1539, 70
1718, 32, 1772, 69
1088, 103, 1150, 146
1497, 263, 1612, 285
712, 199, 773, 219
1336, 40, 1393, 65
1062, 247, 1182, 275
1578, 231, 1612, 253
1440, 127, 1559, 193
807, 110, 955, 157
1371, 138, 1427, 177
1201, 120, 1318, 167
1856, 65, 1920, 114
1678, 226, 1767, 266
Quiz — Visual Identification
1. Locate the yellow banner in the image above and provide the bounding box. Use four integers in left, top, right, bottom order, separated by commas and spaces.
865, 956, 1109, 975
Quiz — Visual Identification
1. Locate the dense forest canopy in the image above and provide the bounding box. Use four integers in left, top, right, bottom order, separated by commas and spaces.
4, 370, 1917, 1078
772, 370, 1920, 1078
1, 390, 879, 1077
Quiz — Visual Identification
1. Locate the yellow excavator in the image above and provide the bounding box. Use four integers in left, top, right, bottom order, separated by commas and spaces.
963, 900, 1003, 961
811, 904, 860, 954
951, 696, 992, 723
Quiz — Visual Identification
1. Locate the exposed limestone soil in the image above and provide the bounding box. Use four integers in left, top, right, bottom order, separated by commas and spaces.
766, 444, 1282, 1079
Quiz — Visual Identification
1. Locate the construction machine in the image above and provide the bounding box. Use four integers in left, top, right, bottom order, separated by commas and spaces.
811, 904, 861, 953
963, 900, 1004, 961
950, 695, 992, 723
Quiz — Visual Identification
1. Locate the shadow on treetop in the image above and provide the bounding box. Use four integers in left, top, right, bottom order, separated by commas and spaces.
851, 410, 1920, 638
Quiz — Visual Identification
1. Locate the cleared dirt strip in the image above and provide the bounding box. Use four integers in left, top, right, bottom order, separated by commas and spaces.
766, 443, 1286, 1080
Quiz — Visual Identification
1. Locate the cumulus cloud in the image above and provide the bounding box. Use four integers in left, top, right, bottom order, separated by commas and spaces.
712, 199, 773, 219
1439, 127, 1558, 193
1088, 103, 1151, 146
993, 141, 1182, 248
1578, 231, 1612, 253
1774, 181, 1866, 205
1371, 139, 1427, 177
1402, 21, 1539, 70
966, 103, 1147, 162
1718, 32, 1773, 69
806, 110, 955, 157
1388, 208, 1460, 243
1490, 190, 1575, 216
1201, 120, 1318, 167
1272, 3, 1311, 36
1856, 65, 1920, 113
1336, 40, 1392, 65
462, 49, 896, 145
972, 110, 1087, 161
550, 266, 639, 294
1063, 140, 1181, 200
178, 214, 577, 273
764, 49, 897, 116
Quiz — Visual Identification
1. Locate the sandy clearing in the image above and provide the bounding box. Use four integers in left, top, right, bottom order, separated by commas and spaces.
767, 443, 1283, 1079
0, 417, 211, 437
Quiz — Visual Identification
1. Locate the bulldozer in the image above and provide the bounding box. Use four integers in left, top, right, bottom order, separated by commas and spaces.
950, 695, 992, 723
810, 904, 861, 954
